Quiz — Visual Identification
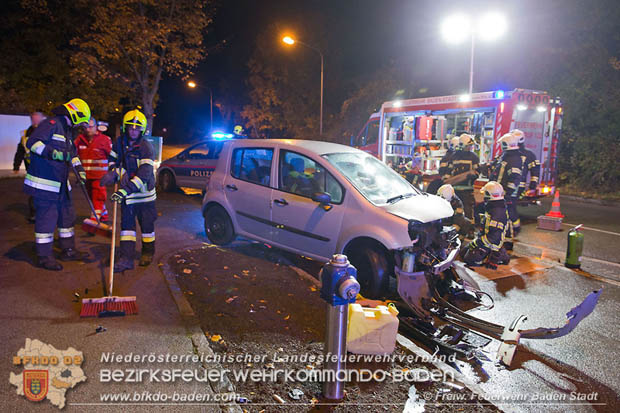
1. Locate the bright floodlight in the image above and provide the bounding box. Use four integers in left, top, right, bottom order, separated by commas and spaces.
282, 36, 295, 45
187, 81, 197, 88
441, 14, 471, 44
459, 94, 471, 102
393, 100, 402, 108
477, 12, 507, 41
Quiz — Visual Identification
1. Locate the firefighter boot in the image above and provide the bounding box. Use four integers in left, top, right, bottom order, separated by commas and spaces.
59, 248, 90, 262
114, 257, 134, 273
37, 256, 63, 271
139, 242, 155, 267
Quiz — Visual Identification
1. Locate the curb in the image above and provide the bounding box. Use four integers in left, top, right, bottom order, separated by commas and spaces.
159, 245, 243, 413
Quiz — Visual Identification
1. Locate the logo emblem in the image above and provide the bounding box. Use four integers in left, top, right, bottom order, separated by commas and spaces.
24, 370, 48, 402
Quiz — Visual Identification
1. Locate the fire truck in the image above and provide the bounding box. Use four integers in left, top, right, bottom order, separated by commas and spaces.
352, 89, 563, 198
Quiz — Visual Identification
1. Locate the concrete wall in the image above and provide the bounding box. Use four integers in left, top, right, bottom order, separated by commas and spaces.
0, 114, 31, 171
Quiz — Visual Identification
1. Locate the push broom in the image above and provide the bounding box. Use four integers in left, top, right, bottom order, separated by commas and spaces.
81, 177, 138, 317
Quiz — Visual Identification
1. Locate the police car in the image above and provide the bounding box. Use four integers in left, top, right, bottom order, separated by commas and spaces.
157, 132, 235, 191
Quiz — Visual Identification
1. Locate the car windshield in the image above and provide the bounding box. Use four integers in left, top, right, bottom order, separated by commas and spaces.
322, 152, 418, 205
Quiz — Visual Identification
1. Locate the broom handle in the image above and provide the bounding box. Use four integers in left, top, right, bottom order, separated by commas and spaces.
108, 182, 119, 297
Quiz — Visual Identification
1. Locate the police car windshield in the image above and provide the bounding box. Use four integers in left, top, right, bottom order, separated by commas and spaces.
323, 152, 418, 205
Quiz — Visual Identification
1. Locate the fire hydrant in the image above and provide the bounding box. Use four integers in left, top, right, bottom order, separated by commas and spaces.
319, 254, 360, 401
565, 224, 584, 269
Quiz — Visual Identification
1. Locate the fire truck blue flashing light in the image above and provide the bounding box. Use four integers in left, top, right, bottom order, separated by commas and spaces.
494, 90, 505, 99
211, 131, 234, 140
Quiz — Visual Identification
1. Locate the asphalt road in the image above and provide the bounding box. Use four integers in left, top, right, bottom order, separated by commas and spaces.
1, 175, 618, 412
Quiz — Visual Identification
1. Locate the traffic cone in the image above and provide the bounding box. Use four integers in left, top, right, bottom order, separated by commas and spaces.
545, 190, 564, 218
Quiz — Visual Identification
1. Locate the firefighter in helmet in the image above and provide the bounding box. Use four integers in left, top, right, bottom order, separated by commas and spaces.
437, 184, 474, 238
427, 136, 460, 194
461, 181, 510, 267
447, 133, 480, 219
490, 132, 526, 249
24, 99, 91, 270
511, 129, 541, 197
233, 125, 246, 138
101, 109, 157, 272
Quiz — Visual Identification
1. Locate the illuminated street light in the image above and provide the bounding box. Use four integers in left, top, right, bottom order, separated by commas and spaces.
442, 12, 507, 94
282, 35, 324, 135
186, 80, 213, 131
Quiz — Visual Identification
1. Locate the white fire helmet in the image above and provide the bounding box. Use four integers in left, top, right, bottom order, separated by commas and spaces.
511, 129, 525, 144
481, 181, 504, 200
498, 133, 520, 150
437, 184, 455, 202
459, 133, 474, 147
450, 136, 461, 149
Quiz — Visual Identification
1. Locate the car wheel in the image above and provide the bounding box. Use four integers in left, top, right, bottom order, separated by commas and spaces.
159, 170, 176, 192
204, 205, 235, 245
348, 246, 389, 299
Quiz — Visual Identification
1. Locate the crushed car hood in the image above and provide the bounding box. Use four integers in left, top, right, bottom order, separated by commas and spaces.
382, 193, 453, 223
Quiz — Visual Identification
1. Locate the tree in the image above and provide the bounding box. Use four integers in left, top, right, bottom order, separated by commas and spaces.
71, 0, 215, 133
242, 24, 324, 139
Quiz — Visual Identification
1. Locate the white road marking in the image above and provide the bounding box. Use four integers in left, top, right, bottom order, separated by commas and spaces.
561, 222, 620, 237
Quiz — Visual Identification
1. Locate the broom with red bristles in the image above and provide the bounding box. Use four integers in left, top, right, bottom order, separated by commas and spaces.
81, 166, 137, 317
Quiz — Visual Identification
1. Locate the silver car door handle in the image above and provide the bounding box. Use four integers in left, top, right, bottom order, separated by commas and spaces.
226, 184, 238, 191
273, 198, 288, 206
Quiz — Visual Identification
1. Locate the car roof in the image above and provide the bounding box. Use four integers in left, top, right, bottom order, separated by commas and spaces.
226, 139, 362, 156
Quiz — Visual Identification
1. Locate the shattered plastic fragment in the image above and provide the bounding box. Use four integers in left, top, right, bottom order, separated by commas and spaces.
226, 296, 238, 304
183, 268, 192, 274
289, 389, 304, 400
211, 335, 222, 342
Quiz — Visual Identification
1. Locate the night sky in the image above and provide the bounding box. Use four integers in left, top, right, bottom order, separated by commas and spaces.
155, 0, 603, 142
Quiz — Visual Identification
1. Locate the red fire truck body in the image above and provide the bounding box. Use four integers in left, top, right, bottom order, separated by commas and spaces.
353, 89, 563, 196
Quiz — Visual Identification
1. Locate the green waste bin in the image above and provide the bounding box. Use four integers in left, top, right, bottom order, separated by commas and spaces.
565, 224, 584, 269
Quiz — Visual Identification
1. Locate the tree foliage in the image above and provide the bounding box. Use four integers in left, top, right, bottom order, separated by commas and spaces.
241, 25, 323, 139
71, 0, 215, 133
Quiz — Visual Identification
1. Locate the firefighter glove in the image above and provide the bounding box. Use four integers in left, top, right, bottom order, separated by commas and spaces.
111, 189, 128, 204
78, 170, 87, 182
100, 170, 117, 186
52, 149, 69, 162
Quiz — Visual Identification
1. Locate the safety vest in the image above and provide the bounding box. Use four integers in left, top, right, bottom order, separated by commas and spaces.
75, 132, 112, 179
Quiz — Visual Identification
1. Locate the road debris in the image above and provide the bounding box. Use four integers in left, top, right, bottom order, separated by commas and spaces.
272, 394, 285, 404
95, 325, 107, 333
288, 388, 304, 400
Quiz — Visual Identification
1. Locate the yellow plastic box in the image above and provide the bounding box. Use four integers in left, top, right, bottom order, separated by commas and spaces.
346, 303, 400, 355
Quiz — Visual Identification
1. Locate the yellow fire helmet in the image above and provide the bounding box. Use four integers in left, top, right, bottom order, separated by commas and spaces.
122, 109, 147, 132
63, 98, 91, 125
233, 125, 244, 135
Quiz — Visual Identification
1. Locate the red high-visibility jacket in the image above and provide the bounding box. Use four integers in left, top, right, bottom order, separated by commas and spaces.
75, 132, 112, 179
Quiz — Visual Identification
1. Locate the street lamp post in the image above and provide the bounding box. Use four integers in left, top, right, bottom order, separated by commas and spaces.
441, 12, 507, 95
282, 36, 324, 135
187, 81, 213, 132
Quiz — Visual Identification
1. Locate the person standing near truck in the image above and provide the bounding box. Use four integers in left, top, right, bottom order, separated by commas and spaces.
490, 133, 526, 250
448, 134, 480, 219
511, 129, 541, 197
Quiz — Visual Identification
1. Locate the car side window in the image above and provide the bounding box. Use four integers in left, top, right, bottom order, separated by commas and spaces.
279, 150, 343, 203
187, 143, 210, 160
231, 148, 273, 187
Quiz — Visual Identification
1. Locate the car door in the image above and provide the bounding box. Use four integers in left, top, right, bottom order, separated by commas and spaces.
270, 150, 346, 259
183, 142, 220, 189
222, 147, 275, 243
